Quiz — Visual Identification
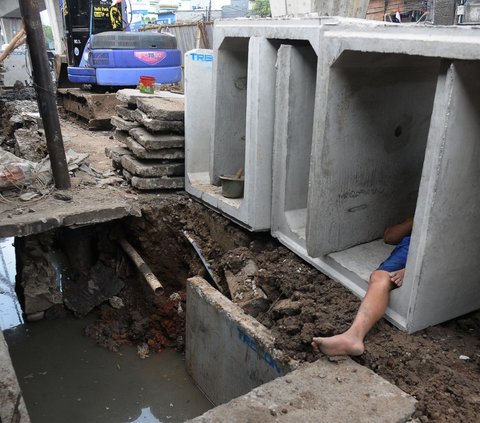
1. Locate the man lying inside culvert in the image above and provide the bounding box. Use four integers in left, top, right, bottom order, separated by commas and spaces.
312, 217, 413, 356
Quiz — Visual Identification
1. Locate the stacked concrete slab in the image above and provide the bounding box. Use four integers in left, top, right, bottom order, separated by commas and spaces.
108, 89, 185, 190
185, 17, 480, 333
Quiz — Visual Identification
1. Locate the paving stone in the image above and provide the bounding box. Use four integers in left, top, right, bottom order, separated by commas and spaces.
131, 175, 185, 190
126, 137, 184, 160
133, 109, 184, 134
115, 105, 137, 121
111, 115, 141, 131
129, 126, 185, 150
120, 154, 184, 178
136, 96, 184, 121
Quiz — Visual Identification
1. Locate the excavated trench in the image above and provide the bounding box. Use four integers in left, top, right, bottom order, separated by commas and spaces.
2, 196, 480, 422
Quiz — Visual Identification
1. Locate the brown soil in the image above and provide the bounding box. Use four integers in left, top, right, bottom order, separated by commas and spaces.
103, 199, 480, 423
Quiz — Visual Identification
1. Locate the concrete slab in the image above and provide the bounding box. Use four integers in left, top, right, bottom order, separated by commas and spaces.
116, 89, 184, 108
133, 109, 184, 134
114, 129, 129, 144
271, 43, 317, 251
130, 175, 184, 190
125, 137, 184, 160
0, 331, 30, 422
58, 89, 121, 130
105, 146, 132, 169
129, 127, 185, 150
115, 105, 137, 122
120, 155, 184, 178
188, 357, 416, 423
111, 115, 141, 131
184, 49, 214, 195
136, 97, 185, 121
0, 188, 141, 238
186, 277, 296, 406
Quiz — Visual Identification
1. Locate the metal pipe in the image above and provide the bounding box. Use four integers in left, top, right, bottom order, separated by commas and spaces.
118, 239, 164, 296
19, 0, 71, 190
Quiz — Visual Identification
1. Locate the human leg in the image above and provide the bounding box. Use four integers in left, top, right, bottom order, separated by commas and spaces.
311, 270, 394, 356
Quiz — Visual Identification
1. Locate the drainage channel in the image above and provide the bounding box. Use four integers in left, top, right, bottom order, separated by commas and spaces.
0, 236, 212, 422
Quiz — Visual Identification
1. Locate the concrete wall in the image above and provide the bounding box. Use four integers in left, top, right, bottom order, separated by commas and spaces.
307, 52, 439, 256
271, 43, 317, 247
186, 277, 294, 406
185, 49, 214, 184
398, 61, 480, 332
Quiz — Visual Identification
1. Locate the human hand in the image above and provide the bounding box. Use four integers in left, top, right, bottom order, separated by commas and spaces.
389, 269, 405, 287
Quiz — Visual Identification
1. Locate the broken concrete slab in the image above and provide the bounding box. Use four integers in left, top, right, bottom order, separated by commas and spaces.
120, 155, 184, 178
0, 331, 30, 423
126, 137, 184, 160
114, 129, 129, 144
188, 356, 416, 423
105, 146, 132, 169
58, 88, 121, 130
116, 88, 184, 108
136, 97, 185, 121
115, 105, 137, 121
133, 109, 184, 134
0, 188, 142, 238
129, 126, 185, 150
130, 175, 185, 190
111, 115, 141, 131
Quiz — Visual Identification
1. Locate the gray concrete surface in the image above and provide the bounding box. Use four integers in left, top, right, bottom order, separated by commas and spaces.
394, 61, 480, 332
0, 330, 30, 422
188, 347, 415, 423
125, 137, 184, 160
186, 277, 296, 406
271, 43, 316, 252
129, 127, 184, 150
184, 49, 214, 195
120, 155, 184, 178
0, 188, 141, 238
304, 20, 480, 332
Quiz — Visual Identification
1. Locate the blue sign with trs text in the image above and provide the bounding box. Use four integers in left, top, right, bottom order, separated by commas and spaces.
190, 52, 214, 62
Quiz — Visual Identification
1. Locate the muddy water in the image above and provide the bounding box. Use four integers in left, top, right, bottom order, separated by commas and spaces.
1, 238, 212, 423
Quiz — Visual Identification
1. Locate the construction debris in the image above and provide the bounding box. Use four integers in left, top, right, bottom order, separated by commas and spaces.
108, 89, 186, 191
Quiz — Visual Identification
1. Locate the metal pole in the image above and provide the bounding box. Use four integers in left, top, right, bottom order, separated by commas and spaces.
19, 0, 71, 190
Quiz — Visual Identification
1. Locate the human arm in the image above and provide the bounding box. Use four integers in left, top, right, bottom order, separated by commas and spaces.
383, 217, 413, 245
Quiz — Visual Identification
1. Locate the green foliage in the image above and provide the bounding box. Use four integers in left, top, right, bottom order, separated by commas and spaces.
250, 0, 271, 17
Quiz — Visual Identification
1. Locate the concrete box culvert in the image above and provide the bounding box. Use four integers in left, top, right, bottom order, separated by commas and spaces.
305, 26, 480, 333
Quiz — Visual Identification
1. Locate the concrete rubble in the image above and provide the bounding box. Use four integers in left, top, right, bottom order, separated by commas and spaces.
109, 89, 186, 190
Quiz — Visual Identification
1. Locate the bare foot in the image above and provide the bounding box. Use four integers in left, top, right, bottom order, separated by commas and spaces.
311, 333, 365, 357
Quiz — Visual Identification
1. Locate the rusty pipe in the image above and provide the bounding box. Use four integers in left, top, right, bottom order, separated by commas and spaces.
118, 239, 164, 296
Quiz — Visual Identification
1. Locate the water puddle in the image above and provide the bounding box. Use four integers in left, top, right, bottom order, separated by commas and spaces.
1, 237, 212, 422
0, 237, 23, 330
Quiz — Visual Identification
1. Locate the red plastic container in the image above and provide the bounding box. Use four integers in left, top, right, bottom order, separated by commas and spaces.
139, 75, 156, 94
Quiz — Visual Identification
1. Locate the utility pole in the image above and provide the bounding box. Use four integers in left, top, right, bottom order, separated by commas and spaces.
19, 0, 71, 190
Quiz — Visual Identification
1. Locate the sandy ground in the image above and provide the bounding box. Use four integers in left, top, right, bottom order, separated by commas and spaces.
2, 104, 479, 422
